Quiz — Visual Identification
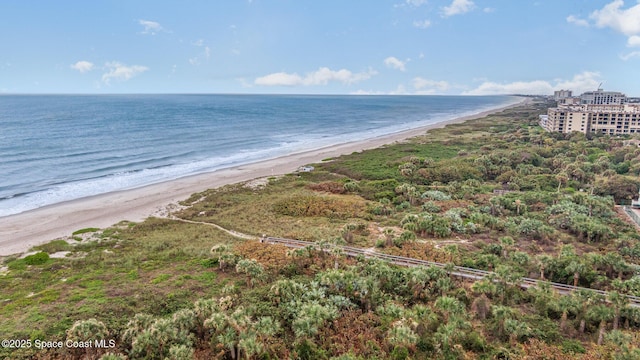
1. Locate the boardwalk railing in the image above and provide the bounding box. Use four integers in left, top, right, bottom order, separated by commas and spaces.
624, 206, 640, 228
261, 236, 640, 308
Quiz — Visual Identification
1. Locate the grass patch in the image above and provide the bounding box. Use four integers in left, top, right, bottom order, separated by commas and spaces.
6, 258, 28, 271
195, 271, 217, 283
32, 240, 71, 253
150, 273, 172, 284
0, 218, 241, 346
71, 227, 100, 235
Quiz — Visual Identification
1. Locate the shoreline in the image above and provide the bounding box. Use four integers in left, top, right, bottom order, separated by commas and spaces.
0, 97, 530, 256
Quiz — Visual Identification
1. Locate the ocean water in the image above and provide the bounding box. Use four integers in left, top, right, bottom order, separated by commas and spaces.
0, 94, 518, 217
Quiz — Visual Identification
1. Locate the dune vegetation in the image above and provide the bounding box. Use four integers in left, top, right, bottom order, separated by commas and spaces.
1, 99, 640, 359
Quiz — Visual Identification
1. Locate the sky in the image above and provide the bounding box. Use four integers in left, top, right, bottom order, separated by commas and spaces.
1, 0, 640, 96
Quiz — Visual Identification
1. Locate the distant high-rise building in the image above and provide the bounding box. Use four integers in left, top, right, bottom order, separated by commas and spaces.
554, 90, 572, 101
580, 89, 626, 105
558, 97, 581, 105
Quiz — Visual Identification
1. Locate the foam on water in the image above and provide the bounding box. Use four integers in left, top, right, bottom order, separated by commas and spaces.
0, 143, 293, 217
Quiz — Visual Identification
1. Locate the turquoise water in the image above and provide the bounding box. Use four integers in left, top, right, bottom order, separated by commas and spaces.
0, 94, 518, 216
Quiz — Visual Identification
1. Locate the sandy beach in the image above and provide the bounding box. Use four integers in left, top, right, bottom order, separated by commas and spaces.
0, 98, 529, 256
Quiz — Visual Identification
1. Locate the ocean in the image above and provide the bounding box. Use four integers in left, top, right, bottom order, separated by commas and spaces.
0, 94, 518, 217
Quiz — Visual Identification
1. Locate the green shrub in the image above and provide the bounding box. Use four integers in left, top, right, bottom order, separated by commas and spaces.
421, 201, 441, 213
416, 337, 434, 353
374, 191, 395, 200
461, 331, 486, 352
560, 339, 586, 354
295, 339, 327, 360
395, 201, 410, 211
23, 252, 50, 265
200, 259, 217, 268
390, 346, 409, 360
525, 315, 560, 343
421, 190, 451, 201
359, 179, 400, 200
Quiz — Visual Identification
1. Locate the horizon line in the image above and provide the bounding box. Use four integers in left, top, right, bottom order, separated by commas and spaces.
0, 92, 531, 97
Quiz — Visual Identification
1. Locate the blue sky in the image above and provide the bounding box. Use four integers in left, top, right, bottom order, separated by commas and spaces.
1, 0, 639, 95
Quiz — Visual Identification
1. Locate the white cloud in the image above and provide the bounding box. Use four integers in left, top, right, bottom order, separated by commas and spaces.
304, 67, 376, 85
464, 80, 553, 95
254, 72, 303, 86
101, 62, 149, 84
566, 15, 589, 27
413, 77, 450, 93
384, 57, 406, 71
352, 82, 450, 95
620, 51, 640, 60
205, 46, 211, 60
442, 0, 475, 17
356, 85, 410, 95
413, 19, 432, 29
192, 39, 204, 47
139, 19, 164, 35
575, 2, 640, 55
589, 0, 640, 36
70, 61, 94, 73
255, 67, 376, 86
628, 35, 640, 47
463, 71, 602, 95
553, 71, 602, 93
483, 7, 495, 13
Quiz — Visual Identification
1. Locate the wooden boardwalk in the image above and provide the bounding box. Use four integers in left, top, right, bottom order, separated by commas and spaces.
261, 236, 640, 308
167, 215, 640, 308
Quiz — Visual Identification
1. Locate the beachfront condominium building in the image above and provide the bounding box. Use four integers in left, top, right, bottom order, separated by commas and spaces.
543, 103, 640, 135
579, 89, 627, 105
541, 89, 639, 135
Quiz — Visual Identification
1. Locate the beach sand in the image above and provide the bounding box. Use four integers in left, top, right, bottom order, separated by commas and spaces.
0, 98, 530, 256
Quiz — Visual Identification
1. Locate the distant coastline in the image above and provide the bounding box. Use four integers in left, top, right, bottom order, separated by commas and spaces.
0, 96, 529, 256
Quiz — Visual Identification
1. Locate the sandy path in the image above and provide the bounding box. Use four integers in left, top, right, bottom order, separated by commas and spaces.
0, 98, 530, 256
170, 217, 258, 240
